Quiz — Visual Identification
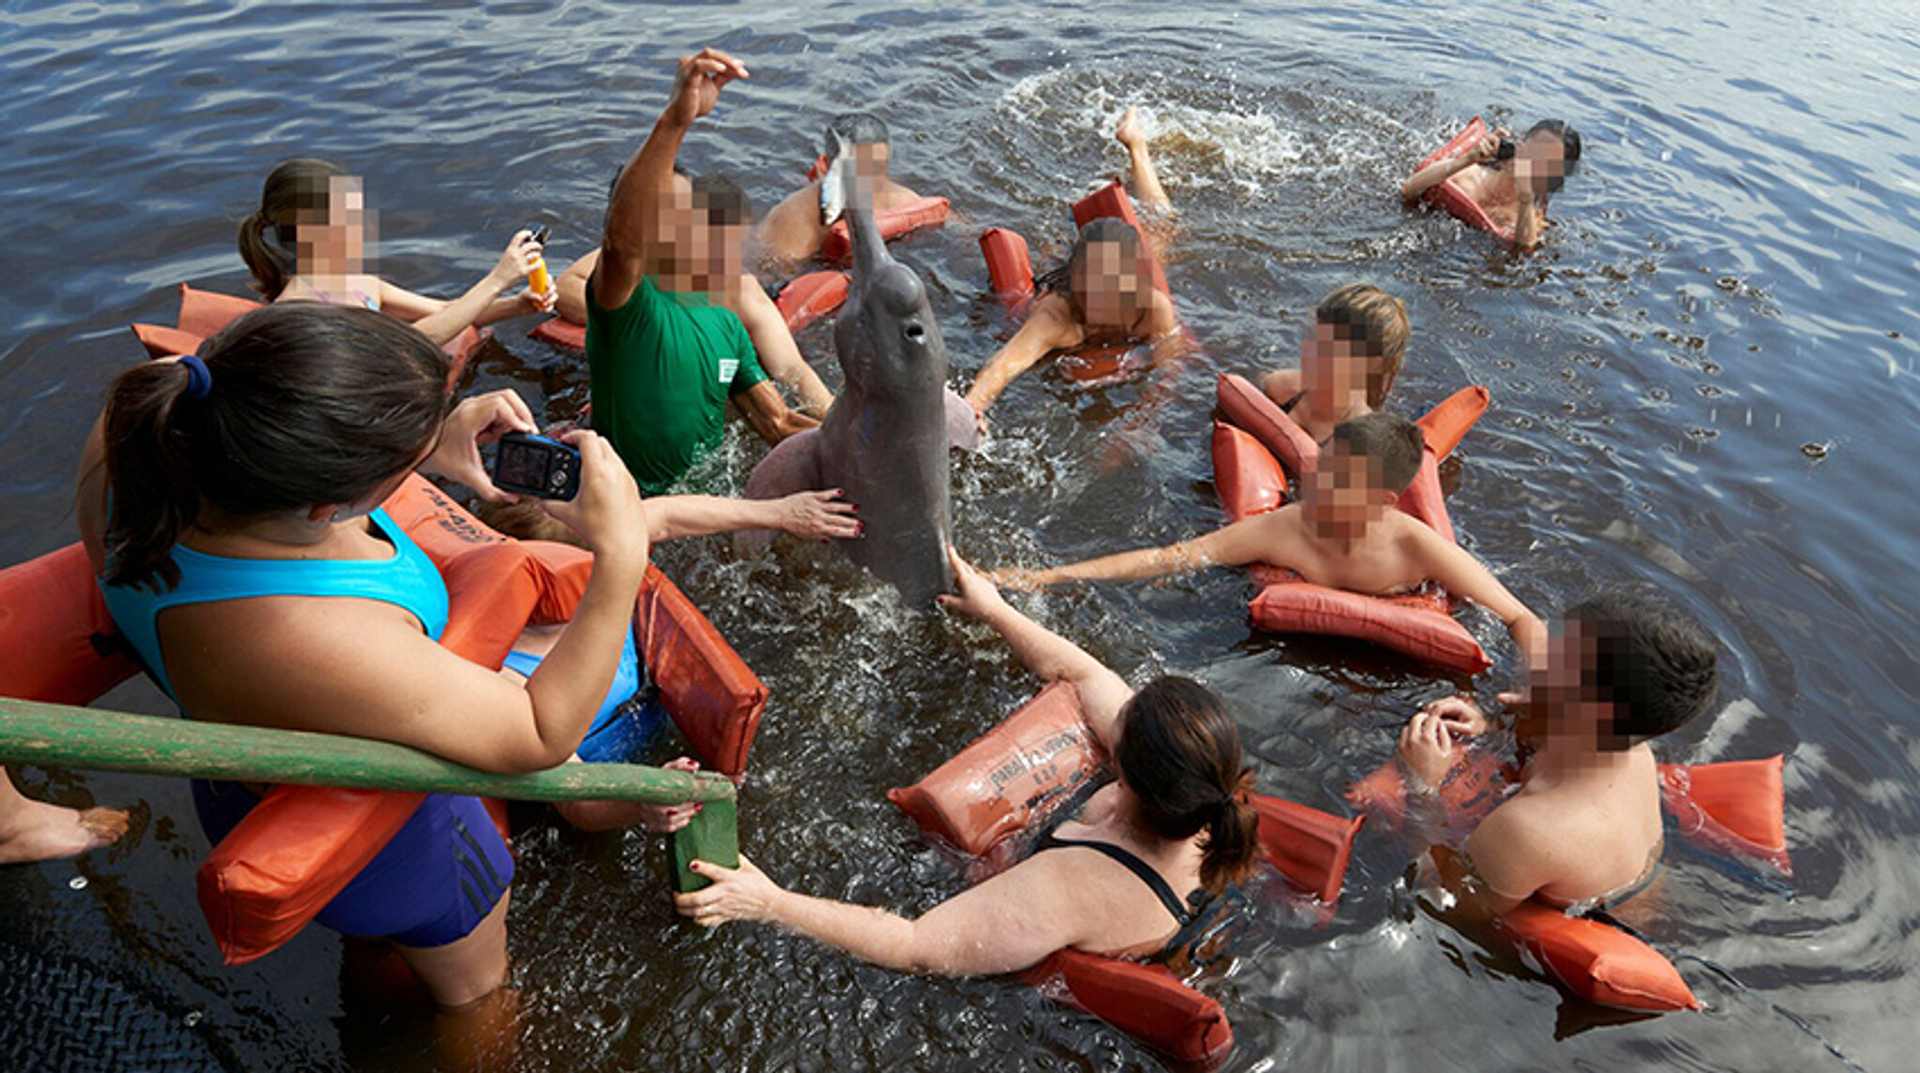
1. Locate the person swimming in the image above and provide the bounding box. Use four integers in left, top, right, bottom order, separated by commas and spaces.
1393, 591, 1718, 918
674, 548, 1260, 974
239, 158, 554, 346
756, 112, 930, 269
993, 412, 1547, 660
964, 106, 1188, 423
1401, 120, 1582, 250
1258, 283, 1410, 445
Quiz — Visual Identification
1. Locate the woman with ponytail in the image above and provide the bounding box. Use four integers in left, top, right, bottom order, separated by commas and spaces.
675, 547, 1259, 974
75, 303, 664, 1009
238, 158, 555, 347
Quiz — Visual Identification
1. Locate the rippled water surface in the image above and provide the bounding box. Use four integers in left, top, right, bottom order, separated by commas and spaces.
3, 1, 1916, 1069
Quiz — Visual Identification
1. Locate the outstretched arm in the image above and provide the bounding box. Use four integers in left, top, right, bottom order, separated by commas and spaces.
994, 512, 1284, 591
938, 548, 1134, 747
732, 278, 835, 413
965, 297, 1080, 416
735, 380, 820, 446
676, 850, 1095, 976
646, 489, 856, 542
1406, 523, 1546, 662
598, 48, 749, 312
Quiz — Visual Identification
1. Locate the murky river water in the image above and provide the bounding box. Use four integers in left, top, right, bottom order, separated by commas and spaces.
3, 1, 1916, 1069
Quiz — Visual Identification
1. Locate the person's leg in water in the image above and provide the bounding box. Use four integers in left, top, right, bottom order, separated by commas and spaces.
391, 893, 518, 1071
1116, 105, 1172, 211
0, 766, 128, 865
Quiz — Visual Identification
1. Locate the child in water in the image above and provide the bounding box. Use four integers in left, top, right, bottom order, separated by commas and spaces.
994, 412, 1545, 659
239, 158, 554, 346
1259, 283, 1409, 445
965, 106, 1188, 422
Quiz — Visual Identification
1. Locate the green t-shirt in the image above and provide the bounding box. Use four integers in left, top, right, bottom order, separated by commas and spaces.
586, 277, 768, 494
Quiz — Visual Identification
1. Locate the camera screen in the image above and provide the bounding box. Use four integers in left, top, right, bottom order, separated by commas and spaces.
495, 440, 549, 489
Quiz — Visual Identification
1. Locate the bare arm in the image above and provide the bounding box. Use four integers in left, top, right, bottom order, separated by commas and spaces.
1402, 131, 1499, 203
646, 489, 856, 542
1510, 189, 1546, 251
999, 512, 1289, 591
1405, 522, 1545, 662
677, 851, 1094, 976
965, 297, 1080, 415
553, 249, 600, 324
938, 548, 1134, 749
396, 231, 542, 344
734, 380, 820, 446
598, 49, 748, 313
732, 278, 834, 412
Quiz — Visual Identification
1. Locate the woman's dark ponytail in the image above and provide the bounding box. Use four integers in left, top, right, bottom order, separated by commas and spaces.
1115, 676, 1262, 895
1201, 769, 1260, 895
101, 361, 209, 592
100, 303, 451, 592
238, 158, 345, 300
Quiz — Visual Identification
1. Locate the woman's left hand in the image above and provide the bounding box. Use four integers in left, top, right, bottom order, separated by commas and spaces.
424, 389, 538, 503
517, 285, 559, 315
675, 854, 781, 926
777, 489, 860, 541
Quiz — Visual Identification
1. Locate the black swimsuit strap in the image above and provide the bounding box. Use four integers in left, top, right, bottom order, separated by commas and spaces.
1279, 390, 1305, 413
1041, 834, 1197, 925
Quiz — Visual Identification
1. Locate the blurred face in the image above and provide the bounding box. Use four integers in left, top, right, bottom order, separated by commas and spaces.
654, 185, 743, 297
294, 175, 369, 274
1302, 320, 1372, 404
1516, 131, 1570, 195
853, 142, 890, 187
1511, 621, 1615, 746
1300, 443, 1393, 541
1072, 239, 1145, 329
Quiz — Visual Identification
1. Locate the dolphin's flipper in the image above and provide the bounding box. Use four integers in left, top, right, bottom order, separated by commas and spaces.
944, 388, 983, 453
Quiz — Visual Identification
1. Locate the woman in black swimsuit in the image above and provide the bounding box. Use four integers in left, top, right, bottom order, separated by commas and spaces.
675, 548, 1260, 973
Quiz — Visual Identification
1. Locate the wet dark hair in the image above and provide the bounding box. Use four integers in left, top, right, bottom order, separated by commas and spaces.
1525, 120, 1582, 194
1316, 283, 1409, 410
690, 174, 754, 228
1035, 217, 1151, 324
101, 303, 451, 592
1565, 592, 1718, 748
1114, 676, 1259, 895
239, 158, 346, 301
824, 112, 889, 154
1328, 412, 1424, 493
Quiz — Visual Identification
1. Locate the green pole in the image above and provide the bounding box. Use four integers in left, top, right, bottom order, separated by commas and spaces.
0, 697, 735, 806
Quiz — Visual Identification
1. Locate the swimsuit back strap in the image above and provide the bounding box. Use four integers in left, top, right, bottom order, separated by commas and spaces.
1042, 834, 1196, 925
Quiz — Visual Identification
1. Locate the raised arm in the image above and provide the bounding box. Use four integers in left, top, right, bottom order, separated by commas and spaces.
1401, 129, 1499, 203
1114, 105, 1174, 257
597, 48, 749, 313
964, 297, 1082, 416
937, 548, 1133, 748
1406, 522, 1546, 662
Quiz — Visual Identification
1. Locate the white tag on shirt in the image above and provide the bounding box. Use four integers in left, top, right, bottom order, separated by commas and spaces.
718, 358, 739, 384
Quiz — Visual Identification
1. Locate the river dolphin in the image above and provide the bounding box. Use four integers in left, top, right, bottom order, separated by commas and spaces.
745, 162, 978, 605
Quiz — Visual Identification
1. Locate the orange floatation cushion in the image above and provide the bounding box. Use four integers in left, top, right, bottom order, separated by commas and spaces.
0, 543, 141, 706
819, 196, 951, 264
888, 682, 1361, 1067
1412, 117, 1517, 245
1211, 374, 1493, 673
1347, 749, 1788, 1011
528, 268, 852, 353
133, 283, 487, 387
194, 475, 766, 965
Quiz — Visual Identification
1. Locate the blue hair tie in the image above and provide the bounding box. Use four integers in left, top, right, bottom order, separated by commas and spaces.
177, 353, 213, 400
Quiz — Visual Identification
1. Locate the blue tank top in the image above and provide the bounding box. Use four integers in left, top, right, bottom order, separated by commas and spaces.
99, 508, 449, 699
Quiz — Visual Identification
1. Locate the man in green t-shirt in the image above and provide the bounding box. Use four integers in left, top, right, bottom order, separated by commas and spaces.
590, 47, 818, 494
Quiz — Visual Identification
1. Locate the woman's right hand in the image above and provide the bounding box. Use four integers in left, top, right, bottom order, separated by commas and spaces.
541, 431, 649, 574
488, 229, 543, 290
938, 546, 1010, 619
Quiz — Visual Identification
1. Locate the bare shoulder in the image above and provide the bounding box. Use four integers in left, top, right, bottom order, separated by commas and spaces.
879, 180, 923, 207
